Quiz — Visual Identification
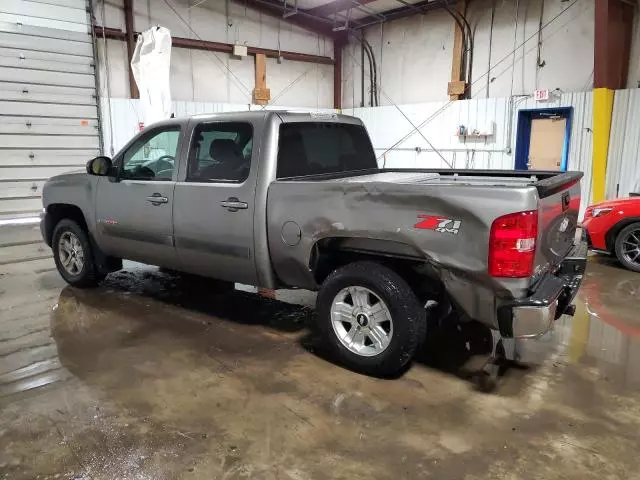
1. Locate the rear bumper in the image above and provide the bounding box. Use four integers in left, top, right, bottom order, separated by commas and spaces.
497, 241, 587, 339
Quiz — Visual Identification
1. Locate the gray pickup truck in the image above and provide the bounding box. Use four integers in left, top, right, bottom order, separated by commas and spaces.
41, 111, 587, 377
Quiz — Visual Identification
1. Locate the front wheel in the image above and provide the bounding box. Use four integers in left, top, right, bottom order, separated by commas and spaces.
52, 219, 105, 288
614, 222, 640, 273
316, 261, 427, 377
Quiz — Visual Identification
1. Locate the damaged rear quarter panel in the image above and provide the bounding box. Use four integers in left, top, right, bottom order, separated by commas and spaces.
267, 177, 537, 326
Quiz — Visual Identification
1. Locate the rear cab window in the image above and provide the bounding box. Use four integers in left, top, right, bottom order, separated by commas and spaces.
276, 122, 378, 178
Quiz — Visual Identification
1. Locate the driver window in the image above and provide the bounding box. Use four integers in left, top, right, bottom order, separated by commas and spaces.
121, 127, 181, 181
186, 122, 253, 183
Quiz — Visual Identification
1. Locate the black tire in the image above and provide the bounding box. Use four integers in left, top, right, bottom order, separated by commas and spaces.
316, 261, 427, 377
52, 219, 105, 288
614, 222, 640, 273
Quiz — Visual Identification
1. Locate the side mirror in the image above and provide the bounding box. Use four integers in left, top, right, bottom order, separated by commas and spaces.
86, 156, 113, 176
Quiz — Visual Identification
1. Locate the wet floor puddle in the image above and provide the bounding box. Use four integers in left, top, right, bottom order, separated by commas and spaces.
2, 257, 640, 401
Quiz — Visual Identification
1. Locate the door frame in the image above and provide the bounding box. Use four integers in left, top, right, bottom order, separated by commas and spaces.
515, 106, 573, 171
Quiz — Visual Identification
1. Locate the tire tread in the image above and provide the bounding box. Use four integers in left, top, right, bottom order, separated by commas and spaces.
316, 261, 427, 376
614, 222, 640, 273
52, 219, 104, 288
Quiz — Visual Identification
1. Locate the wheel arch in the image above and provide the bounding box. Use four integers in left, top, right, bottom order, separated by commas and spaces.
605, 217, 640, 253
308, 236, 445, 301
44, 203, 89, 246
47, 204, 121, 275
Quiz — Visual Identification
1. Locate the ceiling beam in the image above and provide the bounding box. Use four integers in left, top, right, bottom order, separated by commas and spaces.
231, 0, 336, 37
306, 0, 377, 18
94, 26, 335, 65
353, 0, 448, 28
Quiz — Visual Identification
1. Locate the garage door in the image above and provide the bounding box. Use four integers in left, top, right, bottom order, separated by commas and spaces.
0, 0, 100, 222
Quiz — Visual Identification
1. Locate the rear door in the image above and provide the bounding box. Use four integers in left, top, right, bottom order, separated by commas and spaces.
173, 121, 258, 285
528, 118, 566, 170
94, 125, 181, 267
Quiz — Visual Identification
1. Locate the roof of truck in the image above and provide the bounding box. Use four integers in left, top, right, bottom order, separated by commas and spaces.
167, 110, 363, 125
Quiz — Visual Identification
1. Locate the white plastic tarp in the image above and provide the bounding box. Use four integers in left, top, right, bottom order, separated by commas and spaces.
131, 26, 172, 127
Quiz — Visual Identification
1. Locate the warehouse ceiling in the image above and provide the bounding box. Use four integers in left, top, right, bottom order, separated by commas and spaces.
227, 0, 448, 36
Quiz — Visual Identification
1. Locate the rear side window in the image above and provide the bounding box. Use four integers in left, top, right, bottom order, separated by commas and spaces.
276, 122, 378, 178
187, 122, 253, 183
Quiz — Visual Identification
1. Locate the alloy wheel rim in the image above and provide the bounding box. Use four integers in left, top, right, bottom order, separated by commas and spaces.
58, 231, 84, 276
330, 286, 393, 357
621, 229, 640, 267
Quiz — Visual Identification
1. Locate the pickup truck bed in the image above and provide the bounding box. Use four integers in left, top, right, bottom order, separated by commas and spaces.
268, 167, 582, 324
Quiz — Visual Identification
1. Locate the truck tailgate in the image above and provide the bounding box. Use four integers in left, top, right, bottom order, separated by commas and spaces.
535, 172, 582, 271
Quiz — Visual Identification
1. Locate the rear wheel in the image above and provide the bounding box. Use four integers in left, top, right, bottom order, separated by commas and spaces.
52, 219, 105, 288
316, 261, 427, 376
615, 222, 640, 273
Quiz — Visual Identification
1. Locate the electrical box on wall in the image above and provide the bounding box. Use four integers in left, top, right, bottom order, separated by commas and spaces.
233, 44, 248, 57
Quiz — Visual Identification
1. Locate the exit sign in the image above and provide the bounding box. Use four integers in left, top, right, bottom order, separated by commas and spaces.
535, 88, 550, 101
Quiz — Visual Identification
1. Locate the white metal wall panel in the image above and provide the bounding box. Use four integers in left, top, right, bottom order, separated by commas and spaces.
99, 98, 251, 156
0, 2, 99, 221
349, 90, 594, 216
99, 97, 336, 156
28, 0, 87, 8
0, 0, 89, 34
1, 51, 87, 70
0, 31, 93, 56
607, 89, 640, 199
0, 149, 99, 169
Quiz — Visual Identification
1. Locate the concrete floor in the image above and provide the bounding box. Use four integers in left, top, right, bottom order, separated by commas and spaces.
2, 249, 640, 479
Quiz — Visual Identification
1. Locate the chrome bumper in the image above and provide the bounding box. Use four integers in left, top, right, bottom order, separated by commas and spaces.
512, 300, 559, 339
498, 241, 587, 339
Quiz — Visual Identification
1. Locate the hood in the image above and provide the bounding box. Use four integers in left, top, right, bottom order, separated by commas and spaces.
589, 197, 640, 209
46, 169, 87, 185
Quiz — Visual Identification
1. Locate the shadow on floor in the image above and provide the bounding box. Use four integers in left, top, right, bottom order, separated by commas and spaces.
103, 268, 315, 334
53, 266, 535, 392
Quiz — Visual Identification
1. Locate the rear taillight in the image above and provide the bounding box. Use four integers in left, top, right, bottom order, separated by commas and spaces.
488, 210, 538, 278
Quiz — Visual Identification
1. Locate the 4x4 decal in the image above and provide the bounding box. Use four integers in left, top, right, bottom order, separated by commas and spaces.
414, 215, 462, 235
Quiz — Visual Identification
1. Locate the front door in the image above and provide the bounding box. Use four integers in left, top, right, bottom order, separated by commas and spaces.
173, 121, 258, 285
95, 125, 182, 267
528, 117, 567, 170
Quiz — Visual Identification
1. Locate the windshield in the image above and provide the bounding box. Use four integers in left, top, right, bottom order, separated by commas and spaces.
276, 122, 378, 178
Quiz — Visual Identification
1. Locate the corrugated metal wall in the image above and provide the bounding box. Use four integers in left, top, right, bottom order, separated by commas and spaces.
99, 98, 250, 156
0, 0, 99, 222
101, 92, 596, 216
607, 89, 640, 198
99, 98, 336, 155
348, 91, 594, 215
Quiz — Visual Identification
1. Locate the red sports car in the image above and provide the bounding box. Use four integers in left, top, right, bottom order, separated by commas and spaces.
582, 196, 640, 272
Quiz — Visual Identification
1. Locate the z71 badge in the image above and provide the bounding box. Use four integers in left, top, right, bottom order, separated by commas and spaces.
414, 215, 462, 235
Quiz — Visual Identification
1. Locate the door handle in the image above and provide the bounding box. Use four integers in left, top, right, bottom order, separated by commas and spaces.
146, 193, 168, 204
220, 197, 248, 212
